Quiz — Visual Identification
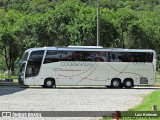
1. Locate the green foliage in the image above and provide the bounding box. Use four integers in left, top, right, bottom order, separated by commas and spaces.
0, 9, 23, 70
0, 0, 160, 70
130, 90, 160, 111
102, 90, 160, 120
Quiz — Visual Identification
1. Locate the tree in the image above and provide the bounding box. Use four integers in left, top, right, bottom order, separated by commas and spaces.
100, 8, 119, 47
0, 9, 23, 70
112, 8, 137, 48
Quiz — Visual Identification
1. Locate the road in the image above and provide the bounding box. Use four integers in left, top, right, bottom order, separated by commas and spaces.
0, 86, 159, 120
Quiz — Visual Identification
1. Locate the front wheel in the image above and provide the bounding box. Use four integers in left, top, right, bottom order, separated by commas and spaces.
44, 79, 54, 88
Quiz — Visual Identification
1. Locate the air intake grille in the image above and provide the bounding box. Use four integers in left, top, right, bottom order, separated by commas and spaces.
140, 77, 148, 84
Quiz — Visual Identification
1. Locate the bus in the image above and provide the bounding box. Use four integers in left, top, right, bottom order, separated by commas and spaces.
18, 46, 156, 88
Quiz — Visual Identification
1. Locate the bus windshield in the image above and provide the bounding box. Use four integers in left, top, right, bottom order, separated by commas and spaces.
21, 52, 29, 61
19, 62, 26, 74
25, 50, 44, 78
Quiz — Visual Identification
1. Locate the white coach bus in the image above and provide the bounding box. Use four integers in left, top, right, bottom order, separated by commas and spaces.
18, 46, 156, 88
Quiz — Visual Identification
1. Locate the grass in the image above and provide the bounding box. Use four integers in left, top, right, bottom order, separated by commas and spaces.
130, 90, 160, 111
0, 75, 18, 80
0, 70, 18, 80
0, 75, 18, 79
126, 90, 160, 120
101, 90, 160, 120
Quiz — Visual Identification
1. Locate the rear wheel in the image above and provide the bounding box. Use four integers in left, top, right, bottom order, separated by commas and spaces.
44, 79, 55, 88
111, 79, 121, 88
123, 79, 133, 89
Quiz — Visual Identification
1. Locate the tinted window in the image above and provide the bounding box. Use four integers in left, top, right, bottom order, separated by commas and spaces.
29, 50, 44, 62
132, 52, 153, 62
100, 51, 108, 62
146, 52, 153, 62
43, 50, 153, 63
108, 52, 153, 62
44, 50, 61, 63
44, 50, 108, 63
44, 51, 108, 62
109, 52, 123, 62
61, 51, 74, 61
26, 61, 41, 77
26, 50, 44, 77
91, 51, 107, 62
21, 52, 29, 61
19, 62, 26, 73
73, 51, 93, 61
72, 51, 107, 62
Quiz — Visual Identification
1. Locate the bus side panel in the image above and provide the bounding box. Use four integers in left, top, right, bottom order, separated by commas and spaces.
147, 63, 155, 85
89, 62, 135, 86
35, 63, 60, 85
128, 63, 154, 86
105, 62, 134, 85
72, 62, 91, 85
89, 62, 107, 85
54, 62, 73, 85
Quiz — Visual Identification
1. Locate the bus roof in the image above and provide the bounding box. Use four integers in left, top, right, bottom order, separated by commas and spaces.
24, 46, 156, 53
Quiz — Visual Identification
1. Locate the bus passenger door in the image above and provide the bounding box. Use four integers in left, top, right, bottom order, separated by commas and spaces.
25, 66, 35, 85
25, 61, 37, 85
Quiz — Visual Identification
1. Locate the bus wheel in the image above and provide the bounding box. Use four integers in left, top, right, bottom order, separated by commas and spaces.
111, 79, 121, 88
44, 78, 55, 88
123, 79, 133, 89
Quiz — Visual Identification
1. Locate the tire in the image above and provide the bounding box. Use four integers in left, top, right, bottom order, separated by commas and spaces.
44, 79, 54, 88
123, 79, 133, 89
111, 79, 121, 88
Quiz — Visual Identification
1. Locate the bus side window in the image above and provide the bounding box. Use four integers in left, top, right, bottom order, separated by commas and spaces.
77, 52, 85, 61
110, 52, 123, 62
148, 53, 153, 62
71, 51, 83, 61
128, 55, 134, 62
122, 52, 130, 62
108, 52, 111, 61
95, 52, 105, 62
102, 52, 108, 62
112, 53, 115, 61
108, 52, 115, 62
61, 51, 73, 61
146, 52, 153, 62
44, 50, 61, 63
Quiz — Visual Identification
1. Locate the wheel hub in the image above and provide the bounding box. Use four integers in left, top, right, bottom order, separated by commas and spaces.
126, 81, 131, 86
47, 81, 52, 86
113, 81, 119, 87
